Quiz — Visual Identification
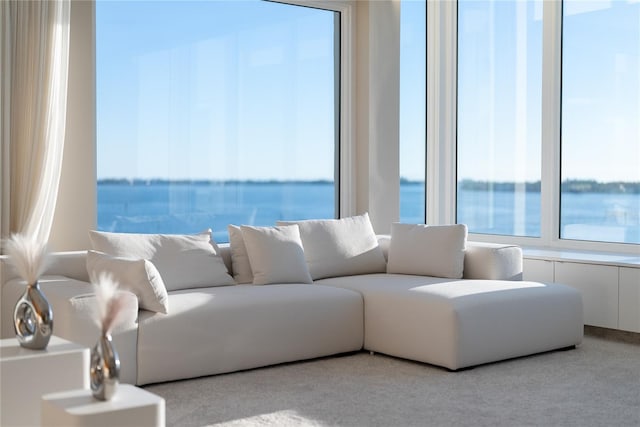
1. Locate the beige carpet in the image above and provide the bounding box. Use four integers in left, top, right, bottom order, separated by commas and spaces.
145, 335, 640, 427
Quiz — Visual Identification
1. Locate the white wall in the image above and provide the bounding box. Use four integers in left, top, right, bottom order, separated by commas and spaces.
49, 0, 402, 249
49, 1, 96, 251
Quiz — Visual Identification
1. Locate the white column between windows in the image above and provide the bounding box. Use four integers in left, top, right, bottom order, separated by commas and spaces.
427, 0, 457, 226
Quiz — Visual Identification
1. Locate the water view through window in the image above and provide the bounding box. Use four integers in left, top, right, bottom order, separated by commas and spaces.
97, 1, 639, 246
400, 0, 426, 224
458, 0, 639, 245
97, 1, 338, 242
561, 0, 640, 244
457, 0, 543, 237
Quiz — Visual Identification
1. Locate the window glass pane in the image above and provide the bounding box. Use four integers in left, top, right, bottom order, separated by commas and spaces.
561, 0, 640, 244
400, 0, 426, 224
457, 0, 542, 236
96, 1, 337, 243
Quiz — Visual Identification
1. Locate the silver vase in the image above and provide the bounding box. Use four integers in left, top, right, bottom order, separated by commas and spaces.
90, 333, 120, 400
13, 281, 53, 349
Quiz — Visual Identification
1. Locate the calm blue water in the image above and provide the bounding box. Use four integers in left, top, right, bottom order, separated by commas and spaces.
97, 182, 640, 244
98, 182, 335, 242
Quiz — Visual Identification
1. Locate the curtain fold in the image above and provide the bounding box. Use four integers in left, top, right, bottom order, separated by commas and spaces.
0, 0, 71, 245
0, 2, 11, 244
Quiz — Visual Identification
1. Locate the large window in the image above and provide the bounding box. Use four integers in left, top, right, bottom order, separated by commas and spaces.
96, 1, 338, 242
457, 0, 542, 237
400, 0, 427, 224
456, 0, 639, 249
561, 0, 640, 245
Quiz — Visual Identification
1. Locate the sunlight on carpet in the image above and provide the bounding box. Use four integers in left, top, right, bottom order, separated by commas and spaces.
209, 410, 325, 427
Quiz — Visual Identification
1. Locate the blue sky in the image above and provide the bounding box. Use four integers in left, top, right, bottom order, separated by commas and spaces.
399, 0, 427, 182
458, 0, 639, 183
97, 0, 637, 183
97, 0, 338, 181
457, 0, 542, 183
97, 0, 426, 181
560, 0, 639, 183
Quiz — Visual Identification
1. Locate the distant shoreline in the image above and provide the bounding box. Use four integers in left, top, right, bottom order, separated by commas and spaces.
97, 178, 336, 186
97, 178, 640, 194
456, 179, 640, 194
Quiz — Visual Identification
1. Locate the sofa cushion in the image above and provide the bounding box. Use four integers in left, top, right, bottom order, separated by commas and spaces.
86, 250, 169, 314
136, 284, 364, 384
387, 223, 467, 279
227, 225, 253, 284
277, 213, 386, 280
240, 225, 312, 285
88, 230, 234, 291
463, 242, 523, 280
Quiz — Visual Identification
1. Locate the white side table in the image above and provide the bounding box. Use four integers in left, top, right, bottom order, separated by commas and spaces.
41, 384, 166, 427
1, 336, 89, 426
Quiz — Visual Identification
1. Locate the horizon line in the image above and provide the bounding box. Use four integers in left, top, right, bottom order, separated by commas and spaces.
96, 178, 640, 185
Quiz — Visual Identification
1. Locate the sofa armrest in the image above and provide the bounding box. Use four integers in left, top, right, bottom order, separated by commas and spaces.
1, 251, 89, 284
376, 235, 391, 262
463, 242, 523, 281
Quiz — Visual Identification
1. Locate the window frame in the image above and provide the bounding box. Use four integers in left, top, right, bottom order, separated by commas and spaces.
274, 1, 356, 219
455, 0, 544, 239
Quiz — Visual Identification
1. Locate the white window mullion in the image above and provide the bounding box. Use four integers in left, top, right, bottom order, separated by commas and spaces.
540, 0, 562, 248
337, 2, 356, 218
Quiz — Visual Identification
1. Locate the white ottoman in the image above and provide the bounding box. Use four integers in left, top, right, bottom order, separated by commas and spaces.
317, 274, 584, 370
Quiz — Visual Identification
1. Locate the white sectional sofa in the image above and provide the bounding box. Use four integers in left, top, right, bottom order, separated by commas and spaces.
0, 216, 583, 385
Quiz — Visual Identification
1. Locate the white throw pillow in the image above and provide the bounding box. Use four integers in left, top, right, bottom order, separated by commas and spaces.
240, 225, 312, 285
278, 213, 387, 280
387, 223, 468, 279
86, 250, 169, 314
88, 230, 235, 291
227, 225, 253, 284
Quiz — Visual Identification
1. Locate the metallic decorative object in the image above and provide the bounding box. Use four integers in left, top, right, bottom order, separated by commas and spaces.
89, 273, 126, 400
5, 233, 52, 349
90, 333, 120, 401
13, 281, 53, 350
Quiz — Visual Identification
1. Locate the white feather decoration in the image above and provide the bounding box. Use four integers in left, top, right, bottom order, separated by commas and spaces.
4, 234, 50, 286
91, 273, 128, 336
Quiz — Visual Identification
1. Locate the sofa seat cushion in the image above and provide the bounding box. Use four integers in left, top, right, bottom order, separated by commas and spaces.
136, 284, 364, 385
315, 274, 583, 370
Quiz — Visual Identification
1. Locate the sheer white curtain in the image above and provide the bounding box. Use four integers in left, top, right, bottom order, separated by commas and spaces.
0, 0, 71, 245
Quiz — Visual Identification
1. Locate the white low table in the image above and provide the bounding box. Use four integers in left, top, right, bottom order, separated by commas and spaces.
42, 384, 166, 427
0, 335, 89, 426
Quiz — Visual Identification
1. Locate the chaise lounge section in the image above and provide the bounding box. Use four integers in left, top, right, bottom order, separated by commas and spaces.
317, 274, 582, 370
